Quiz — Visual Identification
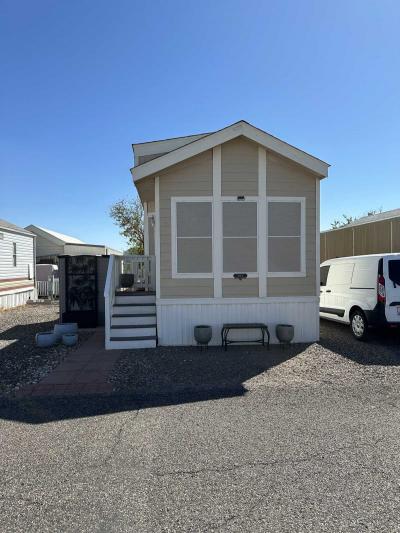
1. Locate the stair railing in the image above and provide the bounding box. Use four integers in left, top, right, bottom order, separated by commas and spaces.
104, 255, 116, 350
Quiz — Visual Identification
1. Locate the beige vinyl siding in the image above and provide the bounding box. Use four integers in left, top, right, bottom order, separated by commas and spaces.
0, 230, 34, 280
64, 244, 106, 256
221, 137, 258, 196
222, 278, 259, 297
266, 153, 317, 297
158, 150, 213, 298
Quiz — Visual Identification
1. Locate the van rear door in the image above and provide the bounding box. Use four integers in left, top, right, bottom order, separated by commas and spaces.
383, 257, 400, 323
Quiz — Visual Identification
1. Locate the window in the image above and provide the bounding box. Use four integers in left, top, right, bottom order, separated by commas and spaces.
320, 265, 330, 286
267, 197, 305, 276
12, 242, 17, 267
171, 198, 213, 277
222, 200, 258, 275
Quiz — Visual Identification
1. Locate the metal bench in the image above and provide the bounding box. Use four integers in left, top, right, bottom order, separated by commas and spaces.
221, 323, 270, 351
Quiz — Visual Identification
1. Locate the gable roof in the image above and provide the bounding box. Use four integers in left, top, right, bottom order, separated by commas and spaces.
26, 225, 86, 245
0, 219, 35, 237
131, 120, 330, 182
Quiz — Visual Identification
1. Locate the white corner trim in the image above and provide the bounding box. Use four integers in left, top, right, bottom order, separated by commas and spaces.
266, 196, 306, 277
143, 201, 149, 255
171, 196, 214, 279
155, 177, 161, 296
212, 146, 222, 297
258, 147, 267, 297
132, 121, 329, 182
315, 178, 320, 339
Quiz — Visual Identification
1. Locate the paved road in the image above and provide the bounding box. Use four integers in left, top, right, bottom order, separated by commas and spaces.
1, 370, 400, 532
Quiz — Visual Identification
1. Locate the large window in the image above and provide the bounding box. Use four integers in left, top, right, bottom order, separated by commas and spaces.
223, 199, 258, 275
171, 198, 213, 278
267, 197, 305, 276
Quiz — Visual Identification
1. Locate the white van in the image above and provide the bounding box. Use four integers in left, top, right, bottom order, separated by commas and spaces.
320, 254, 400, 340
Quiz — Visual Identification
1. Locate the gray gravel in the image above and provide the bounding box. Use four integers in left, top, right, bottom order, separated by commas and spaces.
0, 303, 93, 396
110, 320, 400, 395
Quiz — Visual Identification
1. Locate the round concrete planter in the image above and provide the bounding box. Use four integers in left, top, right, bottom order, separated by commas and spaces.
54, 323, 78, 341
35, 331, 58, 348
62, 333, 78, 347
194, 325, 212, 346
276, 324, 294, 344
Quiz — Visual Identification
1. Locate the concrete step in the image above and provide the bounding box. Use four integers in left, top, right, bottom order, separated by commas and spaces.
108, 336, 157, 349
110, 325, 157, 338
112, 304, 156, 315
111, 313, 157, 326
115, 294, 156, 305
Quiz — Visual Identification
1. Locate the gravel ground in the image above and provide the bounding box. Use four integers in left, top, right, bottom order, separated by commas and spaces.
0, 303, 93, 397
110, 320, 400, 395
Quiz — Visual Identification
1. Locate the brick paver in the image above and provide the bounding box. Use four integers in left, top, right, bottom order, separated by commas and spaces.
18, 329, 121, 398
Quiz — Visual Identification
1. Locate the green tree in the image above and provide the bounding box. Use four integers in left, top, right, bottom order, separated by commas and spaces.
330, 208, 382, 229
110, 198, 144, 255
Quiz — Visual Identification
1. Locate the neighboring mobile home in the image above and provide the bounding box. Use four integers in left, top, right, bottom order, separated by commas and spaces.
104, 120, 329, 349
0, 219, 36, 309
321, 208, 400, 262
26, 225, 122, 264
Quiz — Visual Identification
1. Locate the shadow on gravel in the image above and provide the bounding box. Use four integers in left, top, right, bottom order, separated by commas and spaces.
319, 320, 400, 366
0, 344, 305, 424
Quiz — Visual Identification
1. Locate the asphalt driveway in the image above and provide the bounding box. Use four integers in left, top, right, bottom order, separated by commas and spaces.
1, 321, 400, 532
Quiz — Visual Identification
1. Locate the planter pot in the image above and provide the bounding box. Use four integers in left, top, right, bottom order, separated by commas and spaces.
54, 323, 78, 340
35, 331, 58, 348
276, 324, 295, 344
62, 333, 78, 347
194, 325, 212, 346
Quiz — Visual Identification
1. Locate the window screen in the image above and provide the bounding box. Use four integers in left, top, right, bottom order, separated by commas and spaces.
268, 200, 303, 273
175, 201, 212, 274
223, 201, 257, 273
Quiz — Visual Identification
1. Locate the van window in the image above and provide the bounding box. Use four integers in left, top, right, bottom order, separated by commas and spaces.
327, 263, 354, 286
320, 265, 330, 286
388, 260, 400, 287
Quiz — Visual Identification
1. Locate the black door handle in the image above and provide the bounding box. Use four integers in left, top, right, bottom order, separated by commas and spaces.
326, 290, 331, 293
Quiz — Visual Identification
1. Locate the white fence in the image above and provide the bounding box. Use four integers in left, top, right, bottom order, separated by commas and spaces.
36, 278, 59, 299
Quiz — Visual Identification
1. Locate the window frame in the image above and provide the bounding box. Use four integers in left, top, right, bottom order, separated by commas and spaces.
171, 196, 214, 279
12, 242, 17, 267
222, 196, 259, 278
267, 196, 306, 277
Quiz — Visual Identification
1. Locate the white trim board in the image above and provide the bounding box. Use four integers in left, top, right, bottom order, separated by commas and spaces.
132, 121, 330, 182
157, 296, 318, 305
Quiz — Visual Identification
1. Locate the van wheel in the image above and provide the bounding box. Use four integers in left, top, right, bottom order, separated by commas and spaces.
350, 310, 369, 341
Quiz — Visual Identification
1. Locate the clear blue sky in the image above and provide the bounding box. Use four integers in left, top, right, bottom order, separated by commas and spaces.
1, 0, 399, 251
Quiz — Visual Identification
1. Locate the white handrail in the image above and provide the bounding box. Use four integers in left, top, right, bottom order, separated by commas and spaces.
104, 255, 116, 350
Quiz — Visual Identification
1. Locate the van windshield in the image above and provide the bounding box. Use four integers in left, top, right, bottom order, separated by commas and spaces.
388, 260, 400, 287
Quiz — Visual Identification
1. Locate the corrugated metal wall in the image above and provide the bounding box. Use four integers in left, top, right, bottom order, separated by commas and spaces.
321, 216, 400, 262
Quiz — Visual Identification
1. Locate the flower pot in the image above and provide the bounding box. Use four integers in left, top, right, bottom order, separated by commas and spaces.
276, 324, 294, 344
35, 331, 58, 348
62, 333, 78, 346
194, 325, 212, 346
54, 323, 78, 340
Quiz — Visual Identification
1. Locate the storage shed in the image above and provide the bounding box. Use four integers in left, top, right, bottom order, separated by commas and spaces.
320, 208, 400, 262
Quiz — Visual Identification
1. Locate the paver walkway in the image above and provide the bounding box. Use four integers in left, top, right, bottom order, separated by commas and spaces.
18, 329, 120, 397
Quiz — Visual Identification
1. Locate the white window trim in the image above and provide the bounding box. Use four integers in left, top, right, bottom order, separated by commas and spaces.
222, 196, 259, 277
171, 196, 214, 279
267, 196, 306, 277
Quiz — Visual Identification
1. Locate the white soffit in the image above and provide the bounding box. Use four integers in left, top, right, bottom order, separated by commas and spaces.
131, 121, 330, 182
